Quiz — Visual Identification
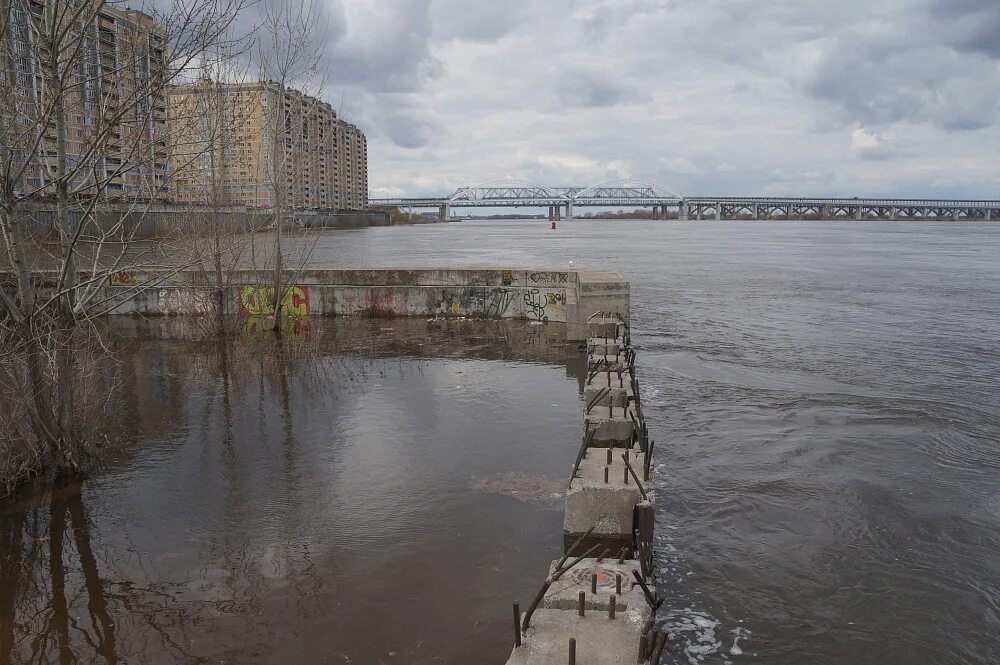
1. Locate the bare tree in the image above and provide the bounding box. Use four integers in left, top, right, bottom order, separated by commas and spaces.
0, 0, 251, 489
255, 0, 326, 331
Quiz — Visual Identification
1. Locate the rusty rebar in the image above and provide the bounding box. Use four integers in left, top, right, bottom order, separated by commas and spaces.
622, 453, 649, 501
632, 570, 657, 608
585, 386, 611, 414
604, 466, 609, 484
570, 428, 598, 480
616, 574, 622, 595
521, 579, 551, 632
591, 573, 597, 594
596, 547, 611, 563
569, 638, 577, 665
555, 544, 601, 581
637, 634, 648, 663
558, 525, 595, 569
609, 595, 616, 620
651, 631, 669, 663
513, 601, 521, 647
578, 591, 585, 617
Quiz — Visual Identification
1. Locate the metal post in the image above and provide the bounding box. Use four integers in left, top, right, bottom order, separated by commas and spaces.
569, 638, 577, 665
513, 602, 521, 647
578, 591, 586, 617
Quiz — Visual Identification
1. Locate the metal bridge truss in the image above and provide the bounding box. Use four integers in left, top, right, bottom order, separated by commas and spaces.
370, 180, 999, 221
686, 197, 1000, 221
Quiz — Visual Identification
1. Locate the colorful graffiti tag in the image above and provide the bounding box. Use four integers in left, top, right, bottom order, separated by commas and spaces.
240, 286, 310, 317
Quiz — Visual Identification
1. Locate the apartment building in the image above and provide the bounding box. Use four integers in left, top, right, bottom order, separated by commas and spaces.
167, 80, 368, 211
1, 2, 169, 198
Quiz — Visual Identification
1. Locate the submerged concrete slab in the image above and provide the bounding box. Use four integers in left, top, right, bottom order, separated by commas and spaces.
542, 558, 646, 613
506, 608, 646, 665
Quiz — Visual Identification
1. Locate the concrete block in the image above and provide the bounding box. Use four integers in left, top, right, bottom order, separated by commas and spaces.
505, 608, 647, 665
584, 371, 634, 409
587, 312, 625, 340
584, 404, 639, 446
587, 357, 630, 374
542, 558, 646, 613
563, 448, 652, 555
587, 337, 625, 358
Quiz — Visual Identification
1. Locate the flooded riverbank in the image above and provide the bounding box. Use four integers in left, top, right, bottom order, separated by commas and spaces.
0, 318, 584, 664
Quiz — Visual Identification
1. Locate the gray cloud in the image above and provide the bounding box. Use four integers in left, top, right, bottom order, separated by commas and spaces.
164, 0, 1000, 197
555, 69, 651, 109
931, 0, 1000, 58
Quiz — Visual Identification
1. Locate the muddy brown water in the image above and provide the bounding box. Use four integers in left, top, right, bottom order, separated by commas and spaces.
3, 218, 1000, 664
0, 317, 586, 664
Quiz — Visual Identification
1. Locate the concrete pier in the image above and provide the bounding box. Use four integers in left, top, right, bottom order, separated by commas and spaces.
55, 267, 631, 342
506, 310, 660, 664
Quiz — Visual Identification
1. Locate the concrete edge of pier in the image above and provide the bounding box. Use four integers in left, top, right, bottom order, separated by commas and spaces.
506, 312, 670, 664
13, 267, 628, 341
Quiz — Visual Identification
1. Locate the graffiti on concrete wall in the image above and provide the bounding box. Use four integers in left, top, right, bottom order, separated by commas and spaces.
240, 286, 310, 317
523, 289, 567, 321
529, 271, 569, 285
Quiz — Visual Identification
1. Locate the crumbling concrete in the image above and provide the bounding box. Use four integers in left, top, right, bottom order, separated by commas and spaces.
507, 308, 659, 665
584, 367, 634, 409
506, 609, 646, 665
542, 558, 645, 613
563, 448, 652, 557
584, 404, 639, 447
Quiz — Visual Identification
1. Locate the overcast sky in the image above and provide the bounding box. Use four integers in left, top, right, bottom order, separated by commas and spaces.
259, 0, 1000, 198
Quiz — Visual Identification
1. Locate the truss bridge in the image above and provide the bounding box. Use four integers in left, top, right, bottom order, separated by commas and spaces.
369, 179, 1000, 221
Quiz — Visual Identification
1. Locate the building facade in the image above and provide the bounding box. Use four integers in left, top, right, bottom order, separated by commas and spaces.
1, 2, 168, 199
167, 81, 368, 211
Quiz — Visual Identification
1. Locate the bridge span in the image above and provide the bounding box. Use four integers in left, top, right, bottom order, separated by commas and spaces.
369, 178, 1000, 221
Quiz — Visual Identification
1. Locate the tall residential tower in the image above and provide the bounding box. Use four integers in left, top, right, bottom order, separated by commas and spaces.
167, 80, 368, 211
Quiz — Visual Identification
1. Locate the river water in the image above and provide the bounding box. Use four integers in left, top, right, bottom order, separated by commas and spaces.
2, 219, 999, 664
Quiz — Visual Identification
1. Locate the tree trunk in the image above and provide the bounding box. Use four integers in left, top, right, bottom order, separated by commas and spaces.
50, 1, 76, 460
270, 84, 285, 333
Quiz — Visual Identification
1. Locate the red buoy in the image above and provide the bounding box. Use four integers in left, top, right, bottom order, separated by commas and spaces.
551, 221, 557, 230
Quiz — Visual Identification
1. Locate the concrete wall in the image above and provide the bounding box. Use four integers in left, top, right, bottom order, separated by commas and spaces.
96, 267, 629, 341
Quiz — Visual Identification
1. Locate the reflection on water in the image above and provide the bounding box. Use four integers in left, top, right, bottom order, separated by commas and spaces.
1, 318, 585, 664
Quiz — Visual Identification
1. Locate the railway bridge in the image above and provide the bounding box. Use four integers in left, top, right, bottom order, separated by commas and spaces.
369, 178, 1000, 221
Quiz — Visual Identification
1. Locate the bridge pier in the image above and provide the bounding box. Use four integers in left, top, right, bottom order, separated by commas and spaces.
716, 203, 724, 220
565, 202, 573, 219
652, 205, 659, 220
987, 208, 992, 221
438, 204, 450, 221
